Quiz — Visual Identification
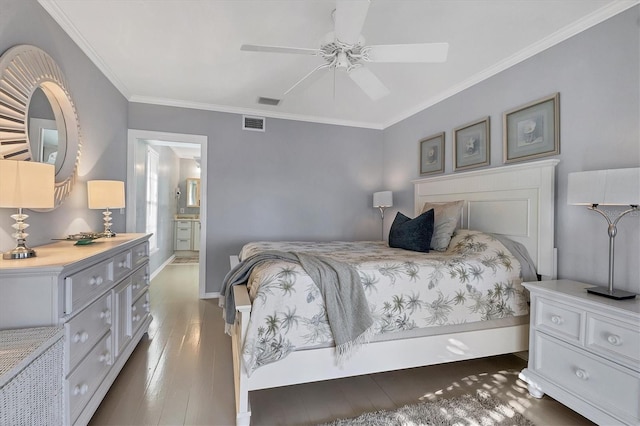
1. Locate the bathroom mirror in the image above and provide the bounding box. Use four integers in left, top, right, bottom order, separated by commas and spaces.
0, 45, 82, 209
186, 178, 200, 208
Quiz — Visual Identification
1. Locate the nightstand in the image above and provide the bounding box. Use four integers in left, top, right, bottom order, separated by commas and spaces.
519, 280, 640, 425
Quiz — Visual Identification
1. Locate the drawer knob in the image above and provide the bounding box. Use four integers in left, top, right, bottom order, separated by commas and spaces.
73, 331, 89, 343
133, 314, 141, 322
132, 284, 139, 290
89, 276, 104, 286
118, 261, 127, 268
73, 383, 89, 396
607, 334, 622, 346
99, 351, 111, 364
99, 309, 111, 321
575, 369, 589, 381
550, 315, 564, 325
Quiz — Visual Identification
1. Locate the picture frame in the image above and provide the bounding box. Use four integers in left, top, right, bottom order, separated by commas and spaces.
503, 93, 559, 164
453, 117, 490, 171
419, 132, 445, 175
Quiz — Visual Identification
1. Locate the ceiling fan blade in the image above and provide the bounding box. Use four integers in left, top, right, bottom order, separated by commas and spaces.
348, 66, 389, 101
335, 0, 370, 45
284, 63, 331, 96
241, 44, 318, 56
365, 42, 449, 63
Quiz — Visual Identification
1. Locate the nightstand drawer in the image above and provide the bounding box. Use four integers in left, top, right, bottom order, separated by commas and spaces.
535, 297, 583, 343
534, 333, 640, 423
587, 313, 640, 367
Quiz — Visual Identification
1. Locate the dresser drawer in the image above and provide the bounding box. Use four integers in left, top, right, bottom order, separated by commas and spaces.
65, 291, 112, 373
113, 249, 132, 283
534, 297, 583, 343
587, 313, 640, 367
534, 333, 640, 423
65, 260, 113, 314
131, 265, 150, 302
131, 291, 150, 336
131, 241, 149, 267
176, 227, 191, 239
66, 332, 112, 424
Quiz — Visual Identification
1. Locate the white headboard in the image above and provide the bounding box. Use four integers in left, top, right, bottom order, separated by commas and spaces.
413, 159, 559, 279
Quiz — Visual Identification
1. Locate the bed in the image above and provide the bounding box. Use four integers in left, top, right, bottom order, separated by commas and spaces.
225, 159, 559, 425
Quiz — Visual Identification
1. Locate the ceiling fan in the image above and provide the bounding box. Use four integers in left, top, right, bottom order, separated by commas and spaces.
241, 0, 449, 101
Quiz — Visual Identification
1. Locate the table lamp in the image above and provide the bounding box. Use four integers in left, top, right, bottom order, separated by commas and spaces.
373, 191, 393, 239
87, 180, 125, 237
0, 160, 55, 259
567, 167, 639, 299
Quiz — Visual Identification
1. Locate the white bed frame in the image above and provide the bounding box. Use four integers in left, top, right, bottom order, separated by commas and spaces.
229, 159, 559, 425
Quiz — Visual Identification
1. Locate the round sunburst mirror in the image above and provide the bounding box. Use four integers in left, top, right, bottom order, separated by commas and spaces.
0, 44, 81, 209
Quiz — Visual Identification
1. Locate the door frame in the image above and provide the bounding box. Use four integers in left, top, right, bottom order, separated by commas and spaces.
126, 129, 210, 298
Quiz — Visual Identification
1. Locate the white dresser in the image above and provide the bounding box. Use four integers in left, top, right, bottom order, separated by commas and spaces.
520, 280, 640, 425
0, 233, 152, 426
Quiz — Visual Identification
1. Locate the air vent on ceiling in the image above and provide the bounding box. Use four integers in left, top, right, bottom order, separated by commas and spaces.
243, 115, 266, 132
257, 97, 281, 106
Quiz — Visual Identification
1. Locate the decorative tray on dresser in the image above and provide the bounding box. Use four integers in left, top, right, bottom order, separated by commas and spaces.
0, 233, 152, 426
519, 280, 640, 426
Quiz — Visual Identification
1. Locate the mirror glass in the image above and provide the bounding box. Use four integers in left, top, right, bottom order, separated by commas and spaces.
27, 87, 65, 175
0, 45, 82, 209
186, 178, 200, 208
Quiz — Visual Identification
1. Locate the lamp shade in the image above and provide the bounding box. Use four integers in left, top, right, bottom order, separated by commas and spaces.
373, 191, 393, 208
87, 180, 125, 209
567, 168, 640, 206
0, 160, 54, 209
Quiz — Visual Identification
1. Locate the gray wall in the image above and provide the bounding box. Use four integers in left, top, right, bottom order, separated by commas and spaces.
128, 104, 384, 292
383, 6, 640, 293
0, 0, 129, 250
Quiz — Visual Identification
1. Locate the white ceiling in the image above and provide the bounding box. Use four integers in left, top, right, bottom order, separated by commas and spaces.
39, 0, 636, 130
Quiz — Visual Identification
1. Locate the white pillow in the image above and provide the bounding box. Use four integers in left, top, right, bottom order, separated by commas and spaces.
421, 200, 464, 251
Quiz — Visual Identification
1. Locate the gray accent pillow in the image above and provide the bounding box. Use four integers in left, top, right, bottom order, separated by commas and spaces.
388, 209, 434, 253
421, 200, 464, 251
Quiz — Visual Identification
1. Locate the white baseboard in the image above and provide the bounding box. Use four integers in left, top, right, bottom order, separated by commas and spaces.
151, 255, 175, 281
201, 291, 220, 299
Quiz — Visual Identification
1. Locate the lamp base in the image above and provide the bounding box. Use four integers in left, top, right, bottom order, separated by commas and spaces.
587, 286, 637, 300
2, 245, 37, 260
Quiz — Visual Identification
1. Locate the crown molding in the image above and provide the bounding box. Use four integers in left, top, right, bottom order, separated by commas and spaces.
382, 0, 640, 129
39, 0, 638, 131
128, 96, 384, 130
37, 0, 132, 98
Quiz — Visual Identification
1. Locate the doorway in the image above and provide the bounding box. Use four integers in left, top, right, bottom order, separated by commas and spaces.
126, 129, 208, 298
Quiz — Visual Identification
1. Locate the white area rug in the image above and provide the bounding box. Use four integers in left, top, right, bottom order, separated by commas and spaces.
322, 390, 534, 426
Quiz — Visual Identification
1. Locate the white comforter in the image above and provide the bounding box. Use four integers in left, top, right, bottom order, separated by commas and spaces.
238, 230, 529, 375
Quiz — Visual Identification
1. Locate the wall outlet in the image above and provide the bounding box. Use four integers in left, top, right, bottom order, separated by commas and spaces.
180, 208, 185, 213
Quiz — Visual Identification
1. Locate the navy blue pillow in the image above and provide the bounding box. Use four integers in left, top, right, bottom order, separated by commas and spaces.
388, 209, 434, 252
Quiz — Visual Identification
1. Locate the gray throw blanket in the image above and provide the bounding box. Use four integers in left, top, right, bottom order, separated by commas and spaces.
219, 250, 374, 362
491, 234, 539, 282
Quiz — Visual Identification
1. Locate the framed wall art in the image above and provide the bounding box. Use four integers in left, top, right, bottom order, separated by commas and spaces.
419, 132, 445, 175
453, 117, 490, 171
503, 93, 559, 164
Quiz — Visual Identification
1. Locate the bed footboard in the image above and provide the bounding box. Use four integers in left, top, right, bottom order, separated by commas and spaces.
229, 253, 252, 425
